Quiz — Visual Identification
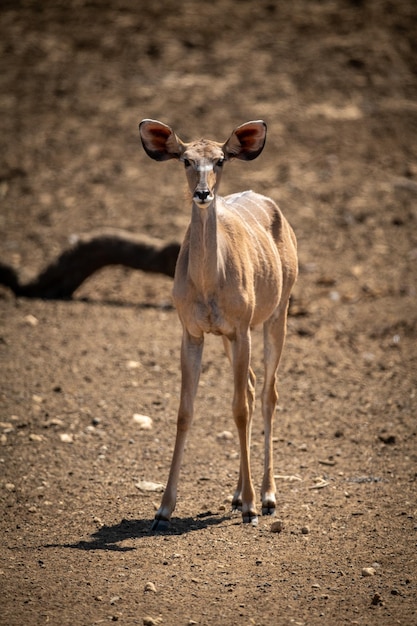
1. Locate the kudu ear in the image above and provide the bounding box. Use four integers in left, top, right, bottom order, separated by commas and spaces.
139, 119, 184, 161
223, 120, 267, 161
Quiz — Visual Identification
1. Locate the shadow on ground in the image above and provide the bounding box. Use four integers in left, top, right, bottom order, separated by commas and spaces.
44, 513, 232, 552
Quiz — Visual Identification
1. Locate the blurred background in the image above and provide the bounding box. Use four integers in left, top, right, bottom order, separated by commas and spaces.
0, 0, 416, 306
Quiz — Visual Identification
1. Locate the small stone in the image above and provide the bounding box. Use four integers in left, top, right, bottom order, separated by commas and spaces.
270, 520, 284, 533
217, 430, 233, 441
143, 617, 157, 626
44, 418, 64, 428
301, 526, 310, 535
29, 433, 43, 442
59, 433, 74, 444
135, 480, 165, 493
5, 483, 16, 492
133, 414, 153, 430
126, 360, 141, 369
144, 581, 157, 593
110, 596, 120, 605
24, 314, 39, 327
371, 592, 383, 606
362, 567, 376, 577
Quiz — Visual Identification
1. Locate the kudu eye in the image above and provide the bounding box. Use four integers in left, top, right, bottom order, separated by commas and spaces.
183, 158, 191, 168
216, 158, 225, 167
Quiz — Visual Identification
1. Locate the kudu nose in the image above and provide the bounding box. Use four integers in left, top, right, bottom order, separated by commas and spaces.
194, 189, 211, 203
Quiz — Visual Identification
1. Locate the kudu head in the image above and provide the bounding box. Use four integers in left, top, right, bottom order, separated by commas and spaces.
139, 119, 267, 207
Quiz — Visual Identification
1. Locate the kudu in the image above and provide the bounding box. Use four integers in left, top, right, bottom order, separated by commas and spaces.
139, 119, 298, 530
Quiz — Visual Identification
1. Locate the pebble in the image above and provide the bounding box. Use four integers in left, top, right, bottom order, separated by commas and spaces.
24, 314, 39, 327
301, 526, 310, 535
270, 520, 284, 533
126, 360, 141, 369
362, 567, 376, 577
135, 480, 165, 492
144, 582, 157, 593
143, 617, 157, 626
29, 433, 43, 442
133, 414, 153, 430
44, 418, 64, 428
59, 433, 74, 444
217, 430, 233, 441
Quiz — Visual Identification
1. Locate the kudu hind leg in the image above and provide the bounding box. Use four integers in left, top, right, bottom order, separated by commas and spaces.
222, 337, 256, 515
261, 308, 289, 516
229, 333, 258, 524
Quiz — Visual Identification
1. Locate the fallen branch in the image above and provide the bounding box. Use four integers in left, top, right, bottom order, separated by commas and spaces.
0, 228, 181, 299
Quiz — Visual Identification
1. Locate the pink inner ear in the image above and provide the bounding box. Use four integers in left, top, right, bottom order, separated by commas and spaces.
145, 124, 171, 146
236, 125, 264, 147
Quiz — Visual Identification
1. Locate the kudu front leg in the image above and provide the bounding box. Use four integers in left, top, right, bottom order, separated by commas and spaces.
231, 333, 258, 525
151, 331, 203, 531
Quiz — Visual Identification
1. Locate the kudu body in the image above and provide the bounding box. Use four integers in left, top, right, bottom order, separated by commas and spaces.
139, 119, 298, 529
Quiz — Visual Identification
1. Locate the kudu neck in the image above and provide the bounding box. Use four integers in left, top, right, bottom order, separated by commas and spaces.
188, 196, 225, 292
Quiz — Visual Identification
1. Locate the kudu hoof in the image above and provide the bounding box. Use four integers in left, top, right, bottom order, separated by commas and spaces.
242, 512, 259, 526
151, 517, 170, 532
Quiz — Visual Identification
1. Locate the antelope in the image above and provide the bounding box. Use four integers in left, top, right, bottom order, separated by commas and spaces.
139, 119, 298, 530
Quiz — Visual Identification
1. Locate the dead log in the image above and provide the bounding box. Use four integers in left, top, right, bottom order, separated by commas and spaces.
0, 228, 180, 299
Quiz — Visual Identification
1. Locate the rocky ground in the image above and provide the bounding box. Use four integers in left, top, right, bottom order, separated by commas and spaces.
1, 1, 416, 625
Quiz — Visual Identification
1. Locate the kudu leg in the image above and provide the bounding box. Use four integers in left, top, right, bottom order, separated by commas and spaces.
230, 332, 258, 524
151, 330, 203, 531
261, 307, 289, 515
222, 337, 256, 515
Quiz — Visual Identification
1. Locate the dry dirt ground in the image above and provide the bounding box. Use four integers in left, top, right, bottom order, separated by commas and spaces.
1, 1, 417, 625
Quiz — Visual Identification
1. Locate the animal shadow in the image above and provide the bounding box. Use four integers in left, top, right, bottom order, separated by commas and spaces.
45, 512, 231, 552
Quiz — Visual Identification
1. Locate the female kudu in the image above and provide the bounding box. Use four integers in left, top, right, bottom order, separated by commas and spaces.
139, 119, 298, 530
